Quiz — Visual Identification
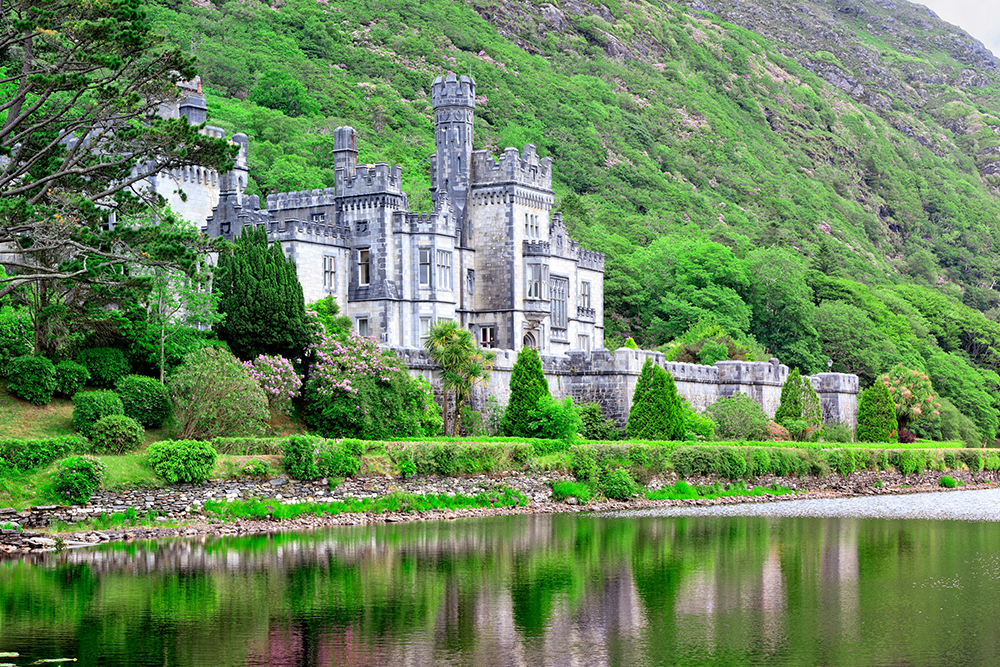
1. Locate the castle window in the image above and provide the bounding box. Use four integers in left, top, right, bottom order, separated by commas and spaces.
578, 334, 590, 352
436, 250, 452, 290
480, 326, 495, 349
526, 263, 541, 299
467, 269, 474, 295
580, 281, 591, 309
420, 317, 431, 340
358, 249, 370, 286
551, 276, 568, 328
357, 317, 370, 338
525, 213, 530, 238
323, 255, 336, 292
356, 220, 369, 233
311, 213, 326, 224
419, 249, 431, 286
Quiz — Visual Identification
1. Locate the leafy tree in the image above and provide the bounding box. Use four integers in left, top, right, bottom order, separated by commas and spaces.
501, 346, 549, 437
626, 359, 685, 440
774, 368, 821, 440
879, 364, 940, 433
309, 296, 352, 340
0, 0, 236, 298
856, 382, 897, 442
215, 226, 316, 361
249, 70, 320, 117
423, 320, 495, 436
529, 396, 582, 441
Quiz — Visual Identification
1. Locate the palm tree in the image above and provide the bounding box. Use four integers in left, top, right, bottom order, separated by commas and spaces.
423, 320, 496, 435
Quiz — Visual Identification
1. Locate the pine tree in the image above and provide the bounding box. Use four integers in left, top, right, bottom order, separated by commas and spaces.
626, 359, 684, 440
216, 227, 315, 361
775, 368, 804, 425
856, 383, 898, 442
775, 368, 822, 439
501, 347, 549, 437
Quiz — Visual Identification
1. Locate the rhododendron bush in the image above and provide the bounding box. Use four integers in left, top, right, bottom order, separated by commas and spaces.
303, 332, 441, 439
880, 364, 940, 432
244, 354, 303, 416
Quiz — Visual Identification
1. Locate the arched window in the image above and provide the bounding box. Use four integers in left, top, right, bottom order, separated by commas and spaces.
523, 332, 536, 349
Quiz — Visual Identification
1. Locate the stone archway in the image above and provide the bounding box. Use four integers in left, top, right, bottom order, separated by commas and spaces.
522, 332, 536, 349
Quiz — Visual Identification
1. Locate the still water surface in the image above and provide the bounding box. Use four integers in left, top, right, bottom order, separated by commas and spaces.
4, 490, 1000, 666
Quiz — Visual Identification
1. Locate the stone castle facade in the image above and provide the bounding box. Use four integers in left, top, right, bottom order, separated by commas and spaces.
182, 74, 605, 354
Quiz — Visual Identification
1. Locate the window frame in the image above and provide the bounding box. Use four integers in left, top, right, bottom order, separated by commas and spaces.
358, 248, 370, 286
357, 317, 370, 338
436, 250, 453, 290
323, 254, 336, 292
550, 276, 568, 329
418, 248, 431, 287
580, 281, 591, 309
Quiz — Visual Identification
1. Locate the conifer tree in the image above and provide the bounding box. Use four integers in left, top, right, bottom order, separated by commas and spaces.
216, 227, 315, 361
501, 347, 549, 437
626, 359, 684, 440
775, 368, 821, 439
856, 382, 898, 442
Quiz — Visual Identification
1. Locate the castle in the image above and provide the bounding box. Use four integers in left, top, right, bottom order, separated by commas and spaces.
164, 74, 605, 354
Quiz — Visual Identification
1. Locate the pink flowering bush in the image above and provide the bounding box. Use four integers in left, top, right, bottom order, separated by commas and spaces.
880, 364, 940, 432
244, 354, 303, 416
766, 421, 790, 441
303, 332, 441, 439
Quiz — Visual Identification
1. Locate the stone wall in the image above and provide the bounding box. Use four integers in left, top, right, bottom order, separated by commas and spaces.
391, 346, 859, 428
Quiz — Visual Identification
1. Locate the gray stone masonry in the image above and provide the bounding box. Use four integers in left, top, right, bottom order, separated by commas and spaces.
393, 346, 859, 428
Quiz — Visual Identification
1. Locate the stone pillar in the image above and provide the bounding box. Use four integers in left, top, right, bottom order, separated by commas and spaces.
810, 373, 860, 430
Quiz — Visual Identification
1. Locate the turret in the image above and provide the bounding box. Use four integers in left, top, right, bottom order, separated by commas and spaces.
430, 74, 475, 195
333, 126, 358, 181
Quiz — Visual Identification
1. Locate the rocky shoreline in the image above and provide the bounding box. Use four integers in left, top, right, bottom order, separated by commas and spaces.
2, 469, 997, 556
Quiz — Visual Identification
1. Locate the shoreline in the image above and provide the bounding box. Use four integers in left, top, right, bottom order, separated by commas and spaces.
3, 468, 997, 556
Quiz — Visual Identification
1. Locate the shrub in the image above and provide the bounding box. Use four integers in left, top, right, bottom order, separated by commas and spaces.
897, 428, 916, 444
242, 459, 271, 478
0, 435, 85, 472
626, 359, 685, 440
282, 435, 321, 480
89, 415, 144, 454
767, 421, 791, 441
316, 439, 364, 478
53, 360, 90, 398
52, 456, 105, 505
775, 369, 821, 440
529, 396, 581, 441
698, 340, 729, 365
718, 448, 748, 479
0, 304, 32, 377
943, 452, 957, 470
959, 449, 984, 471
579, 402, 622, 441
826, 449, 856, 476
890, 450, 926, 475
243, 354, 302, 416
680, 399, 714, 441
147, 440, 218, 484
551, 479, 593, 503
210, 437, 287, 455
708, 393, 770, 441
386, 441, 532, 476
940, 475, 957, 488
6, 355, 56, 405
115, 374, 171, 428
856, 383, 898, 442
602, 468, 639, 499
169, 347, 269, 440
77, 347, 130, 389
72, 390, 125, 437
501, 347, 550, 437
821, 423, 854, 443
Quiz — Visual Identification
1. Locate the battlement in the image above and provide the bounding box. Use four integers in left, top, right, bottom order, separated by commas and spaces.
203, 126, 225, 140
267, 188, 338, 210
471, 146, 552, 189
335, 162, 403, 196
523, 240, 550, 256
264, 216, 347, 245
431, 74, 476, 109
578, 248, 604, 271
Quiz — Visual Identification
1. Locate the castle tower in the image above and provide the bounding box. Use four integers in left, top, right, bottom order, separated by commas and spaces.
333, 126, 358, 184
430, 74, 475, 244
219, 132, 249, 198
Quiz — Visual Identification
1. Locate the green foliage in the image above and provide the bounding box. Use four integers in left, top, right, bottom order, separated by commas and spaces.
821, 423, 855, 443
424, 320, 495, 435
501, 347, 550, 437
308, 297, 352, 339
0, 436, 85, 473
623, 337, 638, 349
76, 348, 130, 390
578, 402, 622, 441
385, 441, 532, 476
316, 439, 364, 478
550, 479, 593, 503
958, 449, 983, 472
72, 390, 125, 438
53, 361, 90, 398
679, 399, 714, 441
282, 435, 321, 480
601, 468, 639, 500
707, 393, 770, 441
249, 70, 320, 117
6, 355, 56, 405
216, 226, 316, 361
89, 415, 145, 455
940, 475, 957, 488
168, 347, 269, 440
52, 456, 105, 505
880, 364, 939, 432
856, 383, 898, 443
529, 396, 581, 441
0, 304, 32, 376
775, 369, 821, 440
115, 374, 171, 428
147, 440, 219, 484
210, 437, 288, 455
626, 359, 685, 440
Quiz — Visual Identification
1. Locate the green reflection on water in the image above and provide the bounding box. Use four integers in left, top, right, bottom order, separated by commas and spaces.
2, 513, 999, 666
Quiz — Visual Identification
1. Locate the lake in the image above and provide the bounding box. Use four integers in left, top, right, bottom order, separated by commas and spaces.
4, 489, 1000, 666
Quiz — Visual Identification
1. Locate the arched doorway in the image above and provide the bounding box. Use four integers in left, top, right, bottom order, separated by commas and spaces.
522, 332, 536, 349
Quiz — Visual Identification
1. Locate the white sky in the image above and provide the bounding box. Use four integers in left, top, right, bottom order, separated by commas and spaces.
915, 0, 1000, 57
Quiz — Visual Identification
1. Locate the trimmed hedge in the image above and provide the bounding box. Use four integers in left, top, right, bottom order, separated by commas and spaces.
89, 415, 144, 454
0, 435, 87, 473
52, 456, 105, 505
386, 441, 533, 477
72, 390, 124, 437
147, 440, 218, 484
7, 355, 56, 405
116, 374, 171, 427
211, 436, 288, 456
77, 347, 130, 389
54, 360, 90, 397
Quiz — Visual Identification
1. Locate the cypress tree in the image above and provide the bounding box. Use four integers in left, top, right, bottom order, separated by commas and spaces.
856, 382, 898, 442
775, 368, 804, 425
626, 359, 684, 440
216, 226, 315, 361
501, 347, 549, 437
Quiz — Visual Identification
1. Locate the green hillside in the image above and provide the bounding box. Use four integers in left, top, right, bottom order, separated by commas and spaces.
147, 0, 1000, 444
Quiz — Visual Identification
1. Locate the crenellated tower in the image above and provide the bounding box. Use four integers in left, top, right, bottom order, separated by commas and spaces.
430, 74, 475, 244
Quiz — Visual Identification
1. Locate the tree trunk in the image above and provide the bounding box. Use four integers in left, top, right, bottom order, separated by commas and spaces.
442, 389, 449, 436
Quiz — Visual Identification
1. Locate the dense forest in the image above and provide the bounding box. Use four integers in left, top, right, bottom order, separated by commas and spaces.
144, 0, 1000, 445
